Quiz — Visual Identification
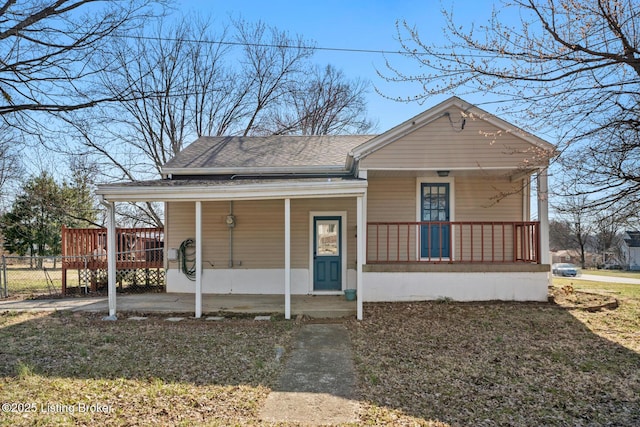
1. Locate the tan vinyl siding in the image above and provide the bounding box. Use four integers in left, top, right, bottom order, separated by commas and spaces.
231, 200, 285, 268
366, 176, 416, 261
166, 198, 357, 270
365, 175, 526, 262
455, 176, 525, 262
367, 176, 416, 222
166, 201, 241, 267
166, 201, 196, 250
360, 107, 543, 170
366, 175, 523, 223
455, 176, 523, 221
291, 198, 357, 269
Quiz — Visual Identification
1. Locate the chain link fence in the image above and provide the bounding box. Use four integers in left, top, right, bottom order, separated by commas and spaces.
0, 254, 165, 299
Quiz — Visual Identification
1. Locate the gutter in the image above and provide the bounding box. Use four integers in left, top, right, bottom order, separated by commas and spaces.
162, 165, 349, 176
96, 179, 368, 203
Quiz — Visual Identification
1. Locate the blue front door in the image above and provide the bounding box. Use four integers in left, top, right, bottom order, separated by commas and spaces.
421, 183, 451, 258
313, 216, 342, 291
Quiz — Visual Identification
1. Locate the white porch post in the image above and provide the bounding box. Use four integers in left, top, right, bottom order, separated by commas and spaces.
284, 198, 291, 320
537, 168, 550, 264
356, 195, 364, 320
106, 201, 117, 318
195, 201, 203, 318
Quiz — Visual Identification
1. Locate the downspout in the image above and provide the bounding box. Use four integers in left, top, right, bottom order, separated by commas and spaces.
229, 201, 234, 268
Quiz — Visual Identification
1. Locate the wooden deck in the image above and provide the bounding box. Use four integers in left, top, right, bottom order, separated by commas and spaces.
61, 226, 164, 293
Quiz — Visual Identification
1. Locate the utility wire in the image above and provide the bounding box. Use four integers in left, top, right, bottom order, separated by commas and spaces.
110, 32, 509, 59
113, 32, 407, 56
0, 26, 539, 60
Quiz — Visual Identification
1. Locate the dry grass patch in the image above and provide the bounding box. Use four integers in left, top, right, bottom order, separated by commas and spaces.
0, 312, 297, 426
2, 280, 639, 426
348, 298, 640, 426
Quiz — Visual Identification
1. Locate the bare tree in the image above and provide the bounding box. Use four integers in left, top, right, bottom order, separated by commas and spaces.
0, 0, 164, 215
232, 19, 315, 136
97, 17, 232, 175
0, 124, 22, 209
593, 210, 626, 267
554, 195, 597, 268
549, 219, 574, 252
385, 0, 640, 209
271, 65, 374, 135
65, 16, 372, 226
0, 0, 164, 119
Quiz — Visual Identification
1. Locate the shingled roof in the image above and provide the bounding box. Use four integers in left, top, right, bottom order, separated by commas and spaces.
162, 135, 375, 174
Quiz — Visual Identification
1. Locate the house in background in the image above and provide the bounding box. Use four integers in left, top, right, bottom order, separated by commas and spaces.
550, 249, 602, 269
623, 231, 640, 270
97, 96, 555, 320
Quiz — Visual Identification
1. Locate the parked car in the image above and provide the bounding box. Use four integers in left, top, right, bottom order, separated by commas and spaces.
552, 263, 578, 277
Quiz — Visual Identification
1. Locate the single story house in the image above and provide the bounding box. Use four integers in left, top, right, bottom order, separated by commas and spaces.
97, 96, 555, 320
623, 231, 640, 270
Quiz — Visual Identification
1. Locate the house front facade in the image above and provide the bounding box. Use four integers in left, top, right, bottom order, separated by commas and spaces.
97, 97, 555, 320
624, 231, 640, 270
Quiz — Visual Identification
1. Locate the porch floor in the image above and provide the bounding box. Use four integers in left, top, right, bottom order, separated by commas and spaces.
0, 293, 357, 319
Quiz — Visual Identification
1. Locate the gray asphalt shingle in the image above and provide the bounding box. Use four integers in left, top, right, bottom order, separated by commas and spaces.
162, 135, 375, 170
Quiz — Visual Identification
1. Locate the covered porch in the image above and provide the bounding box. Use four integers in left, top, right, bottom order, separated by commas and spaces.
97, 178, 368, 320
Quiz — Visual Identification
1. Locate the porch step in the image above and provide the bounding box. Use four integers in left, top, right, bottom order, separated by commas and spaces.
292, 307, 356, 319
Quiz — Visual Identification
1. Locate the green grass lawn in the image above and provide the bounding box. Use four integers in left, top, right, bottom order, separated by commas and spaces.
554, 276, 640, 299
2, 268, 79, 297
1, 282, 639, 426
3, 266, 164, 298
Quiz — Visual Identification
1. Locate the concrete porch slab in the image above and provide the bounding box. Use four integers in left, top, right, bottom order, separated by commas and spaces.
0, 293, 357, 319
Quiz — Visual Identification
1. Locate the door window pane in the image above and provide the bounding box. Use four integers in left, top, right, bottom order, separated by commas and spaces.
317, 220, 339, 255
422, 183, 449, 222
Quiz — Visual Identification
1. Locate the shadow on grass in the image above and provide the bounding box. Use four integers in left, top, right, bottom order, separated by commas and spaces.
347, 300, 640, 426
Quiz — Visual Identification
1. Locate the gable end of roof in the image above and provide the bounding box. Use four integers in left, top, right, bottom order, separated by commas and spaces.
350, 96, 556, 161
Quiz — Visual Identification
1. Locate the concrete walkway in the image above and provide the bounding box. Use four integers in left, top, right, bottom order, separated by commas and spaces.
260, 324, 360, 425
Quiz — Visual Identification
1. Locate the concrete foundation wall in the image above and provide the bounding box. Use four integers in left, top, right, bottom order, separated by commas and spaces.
362, 271, 549, 302
167, 268, 357, 294
167, 268, 548, 302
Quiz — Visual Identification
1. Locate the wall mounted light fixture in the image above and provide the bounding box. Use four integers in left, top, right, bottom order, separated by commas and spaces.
437, 170, 450, 177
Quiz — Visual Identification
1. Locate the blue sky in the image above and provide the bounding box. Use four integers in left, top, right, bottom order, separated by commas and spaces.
175, 0, 503, 132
